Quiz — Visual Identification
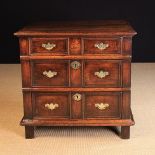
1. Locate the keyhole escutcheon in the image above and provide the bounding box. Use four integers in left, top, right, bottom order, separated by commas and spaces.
72, 93, 82, 101
71, 61, 81, 69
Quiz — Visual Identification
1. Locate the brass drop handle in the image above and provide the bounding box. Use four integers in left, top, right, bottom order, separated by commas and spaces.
94, 42, 109, 50
42, 42, 56, 50
94, 70, 109, 79
72, 93, 82, 101
71, 61, 81, 69
45, 103, 59, 110
43, 70, 57, 78
95, 103, 109, 110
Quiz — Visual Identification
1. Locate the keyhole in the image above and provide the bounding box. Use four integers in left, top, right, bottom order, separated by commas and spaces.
74, 64, 77, 68
76, 95, 79, 100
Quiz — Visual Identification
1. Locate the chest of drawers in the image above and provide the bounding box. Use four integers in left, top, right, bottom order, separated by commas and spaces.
14, 20, 137, 139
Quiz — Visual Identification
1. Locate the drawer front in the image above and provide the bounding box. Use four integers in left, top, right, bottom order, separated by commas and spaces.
31, 60, 69, 87
83, 38, 121, 54
85, 92, 121, 118
30, 38, 68, 55
32, 92, 122, 119
84, 60, 121, 87
33, 92, 70, 118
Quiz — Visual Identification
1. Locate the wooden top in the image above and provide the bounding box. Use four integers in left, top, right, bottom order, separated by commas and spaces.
14, 20, 137, 36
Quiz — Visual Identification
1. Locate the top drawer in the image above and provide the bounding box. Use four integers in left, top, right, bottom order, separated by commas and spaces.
30, 38, 68, 55
19, 37, 131, 56
83, 38, 121, 54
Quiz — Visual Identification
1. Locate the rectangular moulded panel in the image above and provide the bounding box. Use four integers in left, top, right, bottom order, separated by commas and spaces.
32, 92, 70, 119
83, 60, 122, 87
71, 92, 83, 119
84, 92, 122, 119
83, 38, 121, 55
30, 38, 68, 55
31, 60, 69, 87
70, 60, 82, 87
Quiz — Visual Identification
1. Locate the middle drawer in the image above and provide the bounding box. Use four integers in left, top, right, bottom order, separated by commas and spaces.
31, 60, 122, 87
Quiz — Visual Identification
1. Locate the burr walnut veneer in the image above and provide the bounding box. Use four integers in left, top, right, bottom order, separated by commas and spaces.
14, 20, 136, 139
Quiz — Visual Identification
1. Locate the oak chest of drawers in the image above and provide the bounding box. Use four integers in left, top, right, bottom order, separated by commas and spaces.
14, 20, 137, 139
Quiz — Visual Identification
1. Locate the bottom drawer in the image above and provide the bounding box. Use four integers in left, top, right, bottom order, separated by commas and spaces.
32, 91, 122, 119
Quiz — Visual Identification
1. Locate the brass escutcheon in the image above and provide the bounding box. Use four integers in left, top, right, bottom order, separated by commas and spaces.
72, 93, 82, 101
71, 61, 81, 69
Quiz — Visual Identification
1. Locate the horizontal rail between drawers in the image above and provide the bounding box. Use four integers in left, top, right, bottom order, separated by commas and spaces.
20, 55, 131, 60
22, 87, 130, 92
